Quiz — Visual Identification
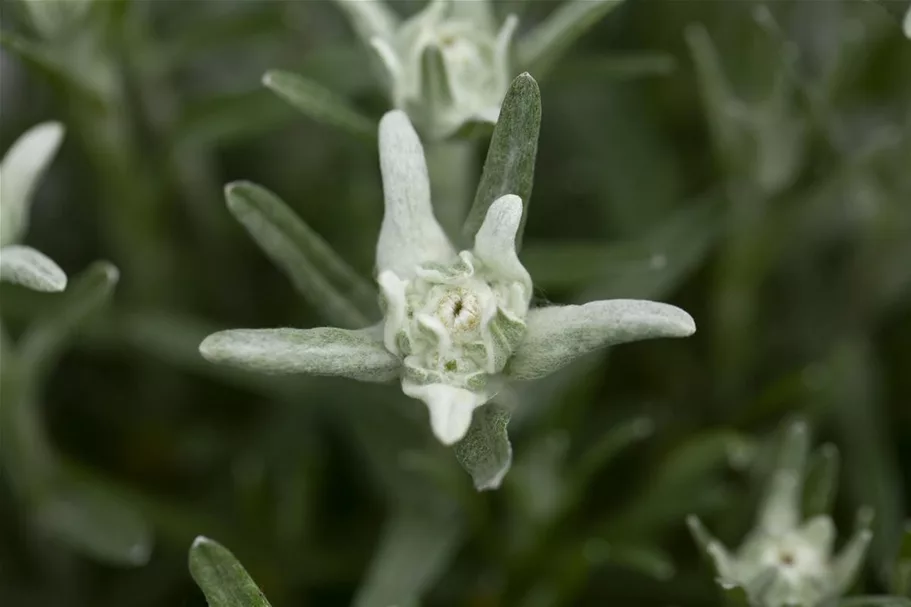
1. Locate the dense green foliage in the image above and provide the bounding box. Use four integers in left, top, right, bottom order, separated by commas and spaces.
1, 1, 909, 606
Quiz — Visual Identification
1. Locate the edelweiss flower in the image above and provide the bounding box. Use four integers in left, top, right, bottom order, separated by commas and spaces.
335, 0, 517, 140
689, 422, 872, 607
0, 121, 67, 292
200, 110, 695, 459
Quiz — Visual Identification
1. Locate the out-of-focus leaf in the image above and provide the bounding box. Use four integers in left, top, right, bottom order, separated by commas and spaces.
453, 401, 512, 491
173, 89, 298, 147
838, 598, 911, 607
825, 339, 905, 581
262, 70, 376, 138
894, 523, 911, 596
583, 540, 676, 580
463, 73, 541, 250
518, 0, 625, 78
352, 508, 464, 607
603, 430, 754, 538
0, 245, 67, 292
0, 30, 105, 106
803, 443, 840, 518
551, 52, 677, 82
522, 193, 723, 299
189, 536, 272, 607
0, 120, 65, 246
35, 479, 153, 567
224, 181, 377, 328
570, 416, 654, 497
18, 262, 119, 380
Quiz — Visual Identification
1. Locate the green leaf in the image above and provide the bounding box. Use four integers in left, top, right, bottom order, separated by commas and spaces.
224, 181, 377, 328
838, 598, 911, 607
199, 327, 401, 381
353, 508, 464, 607
518, 0, 625, 78
18, 261, 119, 381
803, 443, 840, 518
262, 70, 375, 138
0, 245, 67, 292
894, 523, 911, 596
463, 73, 541, 250
453, 401, 512, 491
332, 0, 400, 46
521, 193, 723, 298
570, 416, 654, 495
35, 479, 153, 567
189, 536, 272, 607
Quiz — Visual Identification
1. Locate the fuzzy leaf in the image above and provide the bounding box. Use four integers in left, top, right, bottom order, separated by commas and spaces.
189, 536, 272, 607
463, 73, 541, 250
200, 327, 401, 381
332, 0, 399, 45
1, 121, 65, 246
518, 0, 625, 77
377, 111, 455, 278
453, 401, 512, 491
262, 70, 375, 138
472, 195, 531, 291
0, 245, 67, 292
225, 181, 377, 328
507, 300, 695, 380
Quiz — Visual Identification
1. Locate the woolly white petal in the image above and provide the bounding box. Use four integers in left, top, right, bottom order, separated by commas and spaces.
402, 381, 486, 445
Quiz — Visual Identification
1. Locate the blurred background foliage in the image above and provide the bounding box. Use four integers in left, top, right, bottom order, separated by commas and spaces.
0, 0, 909, 605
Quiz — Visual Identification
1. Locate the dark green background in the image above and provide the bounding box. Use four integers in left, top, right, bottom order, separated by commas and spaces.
1, 0, 909, 605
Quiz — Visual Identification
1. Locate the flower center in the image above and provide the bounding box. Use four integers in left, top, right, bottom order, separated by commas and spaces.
437, 290, 481, 332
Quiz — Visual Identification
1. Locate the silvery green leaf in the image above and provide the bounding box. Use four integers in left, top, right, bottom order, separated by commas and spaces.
353, 508, 463, 607
463, 73, 540, 250
332, 0, 399, 45
1, 121, 64, 246
506, 300, 695, 380
453, 401, 512, 490
377, 110, 455, 278
35, 479, 153, 567
797, 516, 836, 555
262, 70, 375, 138
18, 261, 118, 381
189, 536, 272, 607
0, 245, 67, 292
225, 181, 377, 328
517, 0, 625, 78
687, 515, 736, 580
449, 0, 496, 31
832, 523, 874, 595
803, 443, 840, 517
758, 419, 808, 533
472, 194, 531, 291
199, 327, 401, 381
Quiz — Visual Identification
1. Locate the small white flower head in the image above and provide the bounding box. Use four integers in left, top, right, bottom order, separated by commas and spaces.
365, 0, 517, 140
0, 121, 68, 292
376, 110, 530, 444
689, 422, 872, 607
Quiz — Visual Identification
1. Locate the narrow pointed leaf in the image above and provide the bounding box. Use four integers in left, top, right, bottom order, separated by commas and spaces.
189, 536, 272, 607
463, 73, 540, 250
353, 509, 463, 607
1, 121, 64, 245
262, 70, 375, 138
18, 262, 119, 381
377, 110, 455, 277
200, 327, 401, 381
453, 401, 512, 491
36, 479, 153, 567
472, 195, 531, 289
518, 0, 625, 77
332, 0, 399, 45
0, 245, 67, 292
225, 181, 377, 328
803, 443, 840, 517
507, 300, 695, 380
